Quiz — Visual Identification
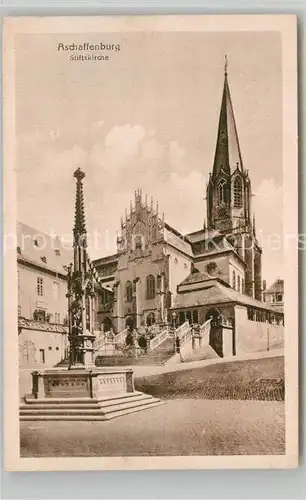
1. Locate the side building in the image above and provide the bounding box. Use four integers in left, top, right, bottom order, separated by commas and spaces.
263, 278, 284, 313
18, 222, 71, 368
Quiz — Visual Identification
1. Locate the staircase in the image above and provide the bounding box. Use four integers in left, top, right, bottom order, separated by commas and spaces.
20, 391, 163, 421
145, 338, 175, 364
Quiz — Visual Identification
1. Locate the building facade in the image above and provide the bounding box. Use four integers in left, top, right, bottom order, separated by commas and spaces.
263, 279, 284, 313
93, 63, 282, 343
18, 222, 71, 368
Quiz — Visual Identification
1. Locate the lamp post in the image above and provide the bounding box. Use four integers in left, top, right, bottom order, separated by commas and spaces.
172, 311, 177, 333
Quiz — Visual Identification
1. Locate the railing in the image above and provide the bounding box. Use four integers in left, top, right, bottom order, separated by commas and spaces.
149, 327, 170, 350
94, 332, 107, 351
179, 327, 192, 347
199, 318, 212, 339
114, 328, 128, 346
175, 321, 190, 339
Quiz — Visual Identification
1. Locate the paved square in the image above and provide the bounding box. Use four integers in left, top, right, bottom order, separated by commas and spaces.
20, 399, 285, 457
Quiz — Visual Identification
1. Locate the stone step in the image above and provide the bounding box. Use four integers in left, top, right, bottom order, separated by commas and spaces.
23, 391, 144, 405
102, 400, 163, 420
20, 393, 152, 411
19, 400, 164, 421
20, 395, 159, 416
100, 396, 159, 415
24, 397, 99, 405
98, 393, 152, 409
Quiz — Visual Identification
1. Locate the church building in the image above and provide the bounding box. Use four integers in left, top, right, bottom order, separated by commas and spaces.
93, 61, 284, 354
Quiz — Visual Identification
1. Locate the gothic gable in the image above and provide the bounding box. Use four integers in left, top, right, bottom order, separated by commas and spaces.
117, 189, 165, 260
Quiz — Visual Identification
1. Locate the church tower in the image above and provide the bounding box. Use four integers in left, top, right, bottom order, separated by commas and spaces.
206, 58, 262, 300
206, 56, 252, 233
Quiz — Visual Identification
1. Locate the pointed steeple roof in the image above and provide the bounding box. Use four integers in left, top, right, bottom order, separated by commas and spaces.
212, 56, 244, 177
73, 167, 87, 243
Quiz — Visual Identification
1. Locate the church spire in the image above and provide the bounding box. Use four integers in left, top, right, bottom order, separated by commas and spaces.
212, 57, 243, 177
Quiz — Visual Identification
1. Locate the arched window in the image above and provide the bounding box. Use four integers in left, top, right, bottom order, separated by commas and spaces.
237, 275, 241, 292
218, 180, 226, 204
126, 281, 133, 302
232, 270, 236, 290
233, 177, 242, 207
146, 275, 155, 300
146, 312, 156, 326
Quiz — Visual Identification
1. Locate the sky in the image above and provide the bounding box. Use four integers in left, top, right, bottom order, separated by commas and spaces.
15, 30, 282, 286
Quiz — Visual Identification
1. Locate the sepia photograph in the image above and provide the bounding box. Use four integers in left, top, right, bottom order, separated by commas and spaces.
3, 15, 298, 470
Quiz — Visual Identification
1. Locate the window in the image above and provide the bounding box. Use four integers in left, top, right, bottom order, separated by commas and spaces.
53, 281, 60, 300
232, 270, 236, 290
242, 278, 245, 293
39, 349, 45, 364
36, 277, 44, 296
192, 310, 199, 324
55, 249, 60, 257
146, 312, 156, 327
276, 293, 283, 302
264, 294, 273, 303
33, 309, 46, 322
17, 246, 21, 254
237, 275, 241, 292
48, 346, 52, 351
134, 235, 143, 251
233, 177, 242, 207
186, 311, 192, 323
41, 256, 47, 264
146, 275, 156, 300
179, 311, 185, 325
54, 312, 60, 324
101, 289, 109, 305
218, 180, 226, 204
126, 281, 133, 302
56, 347, 59, 351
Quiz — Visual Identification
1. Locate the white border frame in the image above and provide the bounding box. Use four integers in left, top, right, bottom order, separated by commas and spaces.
3, 14, 298, 471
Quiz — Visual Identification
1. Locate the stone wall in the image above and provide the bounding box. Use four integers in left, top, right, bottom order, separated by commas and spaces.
19, 328, 68, 367
234, 304, 284, 354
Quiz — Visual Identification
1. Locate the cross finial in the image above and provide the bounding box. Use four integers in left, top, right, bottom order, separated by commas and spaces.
224, 54, 228, 76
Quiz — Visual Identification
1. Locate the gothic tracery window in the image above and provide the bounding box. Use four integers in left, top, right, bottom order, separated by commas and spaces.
126, 281, 133, 302
146, 274, 156, 300
233, 177, 242, 207
218, 180, 226, 204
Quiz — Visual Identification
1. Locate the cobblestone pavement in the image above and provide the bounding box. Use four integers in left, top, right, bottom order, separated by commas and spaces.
20, 400, 285, 457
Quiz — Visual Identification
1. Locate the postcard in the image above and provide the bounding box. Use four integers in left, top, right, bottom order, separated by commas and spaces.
3, 14, 298, 471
